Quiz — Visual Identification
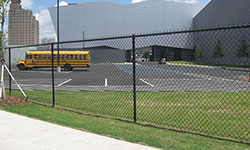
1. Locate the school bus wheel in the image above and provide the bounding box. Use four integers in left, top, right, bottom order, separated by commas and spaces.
64, 64, 72, 71
18, 64, 26, 70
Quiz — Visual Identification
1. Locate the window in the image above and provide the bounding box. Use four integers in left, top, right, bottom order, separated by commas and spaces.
83, 55, 87, 60
26, 54, 32, 59
70, 55, 73, 60
79, 55, 83, 60
74, 55, 78, 60
65, 55, 70, 60
34, 55, 38, 59
42, 55, 48, 60
61, 55, 65, 60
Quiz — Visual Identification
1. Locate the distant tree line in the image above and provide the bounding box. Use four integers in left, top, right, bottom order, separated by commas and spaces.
195, 39, 249, 63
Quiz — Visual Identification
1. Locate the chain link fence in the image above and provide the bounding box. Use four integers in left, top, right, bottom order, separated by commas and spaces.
4, 24, 250, 144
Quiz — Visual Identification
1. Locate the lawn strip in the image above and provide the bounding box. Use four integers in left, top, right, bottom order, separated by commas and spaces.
1, 104, 250, 150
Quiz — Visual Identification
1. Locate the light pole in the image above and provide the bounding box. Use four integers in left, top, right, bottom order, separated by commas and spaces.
82, 31, 84, 51
57, 0, 61, 72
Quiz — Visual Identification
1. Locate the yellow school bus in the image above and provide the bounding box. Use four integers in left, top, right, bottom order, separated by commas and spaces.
17, 51, 90, 71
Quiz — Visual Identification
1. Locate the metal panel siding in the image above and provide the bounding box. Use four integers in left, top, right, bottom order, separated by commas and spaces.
193, 0, 250, 65
194, 0, 250, 28
49, 1, 205, 44
89, 48, 127, 64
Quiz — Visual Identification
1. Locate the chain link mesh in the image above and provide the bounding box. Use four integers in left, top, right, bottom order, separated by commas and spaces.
5, 25, 250, 143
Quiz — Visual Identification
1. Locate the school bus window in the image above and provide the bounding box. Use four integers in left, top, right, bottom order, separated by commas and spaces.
42, 55, 48, 60
61, 55, 65, 60
34, 55, 38, 59
79, 55, 82, 60
83, 55, 87, 60
74, 55, 78, 60
38, 55, 42, 60
65, 55, 70, 60
26, 54, 32, 59
48, 55, 51, 59
70, 55, 73, 60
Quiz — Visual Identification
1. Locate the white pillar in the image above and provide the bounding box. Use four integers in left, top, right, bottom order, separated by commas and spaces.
0, 64, 6, 99
105, 78, 108, 87
57, 66, 61, 72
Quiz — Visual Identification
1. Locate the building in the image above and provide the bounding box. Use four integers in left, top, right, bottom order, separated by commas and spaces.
193, 0, 250, 65
41, 38, 56, 44
49, 1, 205, 42
48, 1, 206, 63
8, 0, 39, 46
48, 0, 250, 64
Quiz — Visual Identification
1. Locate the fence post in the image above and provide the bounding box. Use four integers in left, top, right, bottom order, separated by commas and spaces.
132, 34, 137, 123
51, 44, 55, 107
9, 48, 11, 96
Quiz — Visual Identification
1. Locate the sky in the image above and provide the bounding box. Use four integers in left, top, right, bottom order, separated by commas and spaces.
9, 0, 210, 43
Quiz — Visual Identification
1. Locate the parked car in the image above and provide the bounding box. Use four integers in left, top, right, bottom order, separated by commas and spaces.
159, 58, 166, 64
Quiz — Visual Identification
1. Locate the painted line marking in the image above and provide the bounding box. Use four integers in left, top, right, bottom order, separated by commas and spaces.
140, 79, 154, 87
57, 71, 73, 74
57, 79, 72, 87
149, 78, 204, 81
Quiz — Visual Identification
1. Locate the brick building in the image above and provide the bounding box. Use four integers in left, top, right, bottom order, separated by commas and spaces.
8, 0, 39, 45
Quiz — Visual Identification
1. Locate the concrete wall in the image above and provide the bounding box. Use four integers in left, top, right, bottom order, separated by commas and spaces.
53, 47, 127, 64
87, 48, 127, 64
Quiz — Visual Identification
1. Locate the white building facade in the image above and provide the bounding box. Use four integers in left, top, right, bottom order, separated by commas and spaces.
49, 1, 206, 42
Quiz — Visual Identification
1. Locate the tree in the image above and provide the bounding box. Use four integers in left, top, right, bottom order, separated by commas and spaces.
142, 50, 150, 61
0, 31, 3, 58
195, 45, 202, 62
0, 0, 10, 58
0, 0, 10, 32
237, 39, 249, 58
212, 41, 224, 59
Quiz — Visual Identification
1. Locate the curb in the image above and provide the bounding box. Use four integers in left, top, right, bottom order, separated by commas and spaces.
166, 63, 250, 72
218, 66, 250, 72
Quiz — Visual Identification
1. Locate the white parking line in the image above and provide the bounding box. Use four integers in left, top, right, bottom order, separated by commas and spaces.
150, 79, 204, 81
57, 71, 73, 74
140, 79, 154, 87
57, 79, 72, 87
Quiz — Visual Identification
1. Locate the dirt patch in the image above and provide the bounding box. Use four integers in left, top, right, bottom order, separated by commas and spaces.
0, 96, 30, 106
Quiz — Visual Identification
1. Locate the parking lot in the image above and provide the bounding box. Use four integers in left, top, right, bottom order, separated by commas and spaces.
2, 63, 250, 92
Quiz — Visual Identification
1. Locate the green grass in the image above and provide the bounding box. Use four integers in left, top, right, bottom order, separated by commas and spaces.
8, 90, 250, 143
167, 61, 250, 68
1, 104, 250, 150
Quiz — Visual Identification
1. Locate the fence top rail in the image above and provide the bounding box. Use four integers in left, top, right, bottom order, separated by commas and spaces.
5, 24, 250, 50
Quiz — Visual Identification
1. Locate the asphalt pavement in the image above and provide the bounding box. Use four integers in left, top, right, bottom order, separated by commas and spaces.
2, 63, 250, 92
